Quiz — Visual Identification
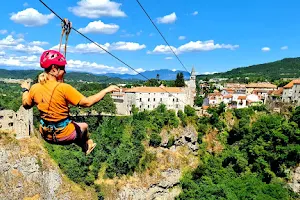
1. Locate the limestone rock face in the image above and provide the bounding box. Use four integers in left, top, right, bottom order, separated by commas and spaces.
289, 166, 300, 193
117, 169, 181, 200
0, 135, 96, 200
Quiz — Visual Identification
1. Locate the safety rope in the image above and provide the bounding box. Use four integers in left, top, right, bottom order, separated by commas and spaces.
59, 18, 72, 58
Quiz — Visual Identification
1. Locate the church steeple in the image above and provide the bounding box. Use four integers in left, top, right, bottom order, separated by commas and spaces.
190, 66, 196, 80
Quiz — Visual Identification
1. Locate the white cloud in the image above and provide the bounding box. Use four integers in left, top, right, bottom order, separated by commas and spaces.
172, 69, 177, 71
28, 41, 49, 46
149, 40, 239, 54
68, 0, 126, 18
136, 30, 142, 36
281, 46, 288, 50
51, 41, 146, 54
0, 53, 132, 74
0, 30, 7, 35
261, 47, 270, 52
178, 36, 186, 40
23, 2, 29, 7
203, 71, 217, 75
0, 35, 24, 47
67, 59, 129, 74
78, 20, 119, 34
165, 57, 173, 60
135, 68, 145, 73
14, 44, 44, 54
149, 33, 155, 37
110, 42, 146, 51
0, 35, 43, 55
10, 8, 54, 27
0, 51, 5, 56
192, 11, 198, 16
0, 55, 39, 68
157, 12, 177, 24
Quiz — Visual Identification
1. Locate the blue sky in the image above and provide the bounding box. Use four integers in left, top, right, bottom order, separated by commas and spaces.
0, 0, 300, 76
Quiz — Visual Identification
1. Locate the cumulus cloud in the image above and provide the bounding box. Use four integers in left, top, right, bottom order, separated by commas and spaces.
51, 41, 146, 54
0, 55, 39, 68
68, 0, 126, 18
261, 47, 270, 52
157, 12, 177, 24
203, 71, 217, 75
0, 53, 133, 74
23, 2, 29, 7
28, 41, 49, 46
281, 46, 288, 50
67, 59, 130, 74
135, 68, 145, 73
14, 44, 44, 54
0, 35, 44, 55
149, 40, 239, 54
0, 35, 24, 47
165, 57, 173, 60
10, 8, 54, 27
0, 30, 7, 35
178, 36, 186, 40
192, 11, 198, 16
78, 20, 119, 34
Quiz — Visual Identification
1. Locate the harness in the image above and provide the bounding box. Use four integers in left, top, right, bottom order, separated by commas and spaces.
40, 118, 71, 142
59, 18, 72, 58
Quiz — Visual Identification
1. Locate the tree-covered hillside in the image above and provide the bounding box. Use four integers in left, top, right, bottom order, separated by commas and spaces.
198, 57, 300, 81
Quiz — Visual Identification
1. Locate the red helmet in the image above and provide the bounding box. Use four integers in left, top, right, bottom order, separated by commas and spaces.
40, 50, 67, 69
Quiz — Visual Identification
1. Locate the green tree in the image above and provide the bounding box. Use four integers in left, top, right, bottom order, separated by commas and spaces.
175, 72, 185, 87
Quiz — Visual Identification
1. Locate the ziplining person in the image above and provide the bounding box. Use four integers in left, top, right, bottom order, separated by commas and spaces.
21, 49, 120, 155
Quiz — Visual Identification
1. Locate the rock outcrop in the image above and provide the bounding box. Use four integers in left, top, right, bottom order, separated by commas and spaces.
289, 165, 300, 193
0, 132, 96, 200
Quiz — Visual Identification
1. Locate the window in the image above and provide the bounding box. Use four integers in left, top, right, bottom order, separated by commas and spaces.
153, 98, 155, 102
176, 98, 179, 102
173, 98, 175, 102
140, 98, 142, 102
148, 98, 150, 102
160, 98, 162, 101
148, 105, 150, 108
9, 116, 13, 119
0, 116, 3, 120
8, 122, 13, 127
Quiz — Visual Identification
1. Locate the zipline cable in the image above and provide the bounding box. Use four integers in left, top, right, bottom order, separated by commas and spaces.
135, 0, 190, 74
39, 0, 191, 106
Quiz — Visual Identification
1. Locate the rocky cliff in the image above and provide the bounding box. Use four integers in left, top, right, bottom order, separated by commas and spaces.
0, 131, 97, 200
97, 125, 199, 200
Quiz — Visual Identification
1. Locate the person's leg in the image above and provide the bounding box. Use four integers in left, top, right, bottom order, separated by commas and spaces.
73, 122, 96, 154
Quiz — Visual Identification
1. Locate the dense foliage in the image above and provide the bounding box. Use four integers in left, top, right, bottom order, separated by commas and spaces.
0, 82, 22, 111
177, 105, 300, 199
45, 104, 180, 186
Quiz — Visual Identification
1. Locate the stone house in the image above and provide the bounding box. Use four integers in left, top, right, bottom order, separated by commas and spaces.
0, 106, 33, 139
112, 68, 196, 115
282, 79, 300, 104
246, 82, 277, 95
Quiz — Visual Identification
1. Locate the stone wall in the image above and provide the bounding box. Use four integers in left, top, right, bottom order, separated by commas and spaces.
0, 106, 33, 139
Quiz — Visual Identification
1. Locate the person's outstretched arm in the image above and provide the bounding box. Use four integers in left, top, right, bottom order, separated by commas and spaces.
78, 85, 120, 107
21, 80, 34, 109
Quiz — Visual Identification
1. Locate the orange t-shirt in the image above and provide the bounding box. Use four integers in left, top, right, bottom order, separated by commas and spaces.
27, 80, 85, 139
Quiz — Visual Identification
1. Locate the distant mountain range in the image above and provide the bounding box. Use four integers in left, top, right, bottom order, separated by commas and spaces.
104, 69, 191, 80
0, 68, 191, 82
